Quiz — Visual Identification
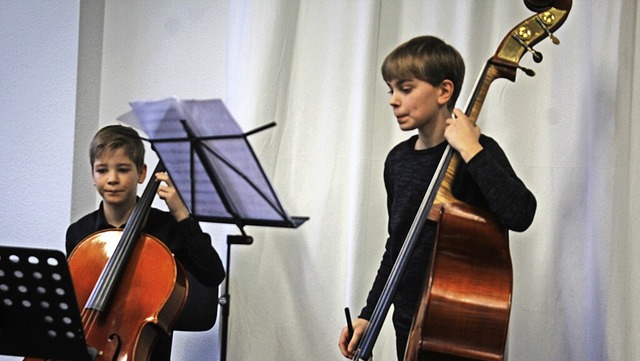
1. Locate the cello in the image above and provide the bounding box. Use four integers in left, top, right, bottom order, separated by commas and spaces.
25, 162, 188, 361
351, 1, 571, 360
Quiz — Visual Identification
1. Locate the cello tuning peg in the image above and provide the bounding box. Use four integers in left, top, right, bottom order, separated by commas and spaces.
518, 65, 536, 77
536, 16, 560, 45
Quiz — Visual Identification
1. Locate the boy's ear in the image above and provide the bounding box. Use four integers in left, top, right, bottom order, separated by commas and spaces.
138, 164, 148, 184
437, 79, 454, 106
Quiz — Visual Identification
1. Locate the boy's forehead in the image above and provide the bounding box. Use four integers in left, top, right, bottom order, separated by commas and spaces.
93, 148, 136, 165
387, 78, 417, 86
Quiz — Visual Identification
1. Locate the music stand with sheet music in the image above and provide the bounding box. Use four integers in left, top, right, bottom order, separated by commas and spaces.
0, 245, 93, 360
120, 97, 308, 361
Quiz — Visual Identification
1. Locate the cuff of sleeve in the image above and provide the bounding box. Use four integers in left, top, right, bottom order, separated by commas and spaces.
465, 148, 489, 169
176, 215, 202, 235
358, 308, 372, 321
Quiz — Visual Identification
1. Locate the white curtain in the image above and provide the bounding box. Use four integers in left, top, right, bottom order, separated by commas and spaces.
96, 0, 639, 360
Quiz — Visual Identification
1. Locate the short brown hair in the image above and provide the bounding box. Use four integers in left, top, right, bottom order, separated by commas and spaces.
89, 125, 145, 170
382, 36, 465, 111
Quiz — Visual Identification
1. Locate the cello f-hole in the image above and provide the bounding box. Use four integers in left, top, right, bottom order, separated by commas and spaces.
108, 333, 122, 361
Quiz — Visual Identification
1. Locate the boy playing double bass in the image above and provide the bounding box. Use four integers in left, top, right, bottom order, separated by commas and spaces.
339, 36, 537, 360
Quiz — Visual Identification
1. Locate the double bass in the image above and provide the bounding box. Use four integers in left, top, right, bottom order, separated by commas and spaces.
25, 162, 188, 361
352, 1, 571, 360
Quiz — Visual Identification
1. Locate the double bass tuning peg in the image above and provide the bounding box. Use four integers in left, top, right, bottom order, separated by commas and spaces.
536, 16, 560, 45
511, 33, 544, 63
518, 65, 536, 77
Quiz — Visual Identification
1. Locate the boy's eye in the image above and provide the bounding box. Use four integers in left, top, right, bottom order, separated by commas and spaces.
388, 87, 412, 95
95, 168, 108, 174
118, 167, 132, 173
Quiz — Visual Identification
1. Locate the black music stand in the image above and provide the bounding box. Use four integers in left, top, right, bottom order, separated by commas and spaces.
120, 97, 307, 361
0, 245, 93, 361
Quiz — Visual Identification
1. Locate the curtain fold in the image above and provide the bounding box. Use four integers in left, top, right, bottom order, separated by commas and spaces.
609, 0, 640, 360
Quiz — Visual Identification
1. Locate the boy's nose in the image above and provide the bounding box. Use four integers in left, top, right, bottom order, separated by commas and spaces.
107, 171, 119, 183
388, 93, 400, 107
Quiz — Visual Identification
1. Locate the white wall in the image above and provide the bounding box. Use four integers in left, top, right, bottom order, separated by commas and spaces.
0, 1, 80, 360
0, 1, 79, 250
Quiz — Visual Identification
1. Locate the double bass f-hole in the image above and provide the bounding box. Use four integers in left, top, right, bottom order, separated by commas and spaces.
350, 1, 571, 360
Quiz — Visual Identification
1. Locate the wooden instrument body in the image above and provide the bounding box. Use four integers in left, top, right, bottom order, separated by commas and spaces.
69, 229, 187, 361
405, 202, 511, 361
22, 230, 188, 361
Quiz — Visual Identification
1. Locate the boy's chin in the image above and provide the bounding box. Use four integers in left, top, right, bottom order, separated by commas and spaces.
398, 124, 417, 132
103, 196, 133, 207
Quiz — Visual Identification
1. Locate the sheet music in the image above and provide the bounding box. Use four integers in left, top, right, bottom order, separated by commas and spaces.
118, 97, 299, 226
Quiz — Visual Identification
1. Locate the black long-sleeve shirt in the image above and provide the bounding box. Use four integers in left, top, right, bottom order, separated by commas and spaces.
359, 134, 536, 337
